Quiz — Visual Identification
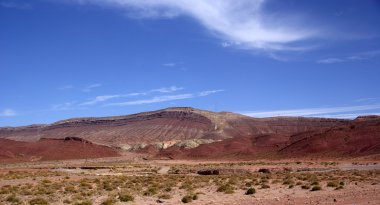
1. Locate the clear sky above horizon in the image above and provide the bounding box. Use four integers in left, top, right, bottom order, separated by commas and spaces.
1, 0, 380, 126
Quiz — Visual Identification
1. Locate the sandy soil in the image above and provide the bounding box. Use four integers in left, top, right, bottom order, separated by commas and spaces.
0, 158, 379, 205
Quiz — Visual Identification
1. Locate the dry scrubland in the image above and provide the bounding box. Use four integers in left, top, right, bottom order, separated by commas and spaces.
0, 160, 379, 205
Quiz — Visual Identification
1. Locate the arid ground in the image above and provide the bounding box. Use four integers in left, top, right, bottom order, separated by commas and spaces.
0, 156, 379, 205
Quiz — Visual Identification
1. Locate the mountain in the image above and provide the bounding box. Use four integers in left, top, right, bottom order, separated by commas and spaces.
160, 115, 380, 160
0, 107, 379, 161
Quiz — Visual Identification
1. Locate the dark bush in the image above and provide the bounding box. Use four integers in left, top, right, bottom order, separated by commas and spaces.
29, 198, 49, 205
119, 192, 134, 202
311, 186, 321, 191
245, 188, 256, 195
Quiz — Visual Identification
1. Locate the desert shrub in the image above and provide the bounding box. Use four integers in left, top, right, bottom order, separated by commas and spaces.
311, 186, 321, 191
102, 182, 114, 191
64, 186, 76, 193
42, 179, 51, 184
181, 195, 193, 203
73, 201, 92, 205
327, 181, 339, 187
80, 182, 93, 189
6, 194, 20, 203
261, 184, 270, 189
311, 181, 320, 186
217, 184, 234, 194
283, 179, 295, 185
245, 188, 256, 195
143, 187, 158, 196
118, 192, 134, 202
63, 199, 71, 204
288, 184, 294, 189
164, 187, 172, 192
158, 194, 172, 199
335, 185, 344, 190
301, 185, 310, 190
271, 179, 281, 184
258, 169, 270, 173
100, 198, 116, 205
29, 198, 49, 205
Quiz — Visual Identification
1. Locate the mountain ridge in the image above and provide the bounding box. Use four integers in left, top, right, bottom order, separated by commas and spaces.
0, 107, 379, 162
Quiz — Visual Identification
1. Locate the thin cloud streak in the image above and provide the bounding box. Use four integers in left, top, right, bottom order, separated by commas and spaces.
355, 97, 377, 102
151, 86, 183, 93
51, 102, 77, 111
109, 94, 194, 106
0, 109, 17, 117
58, 85, 74, 90
242, 104, 380, 118
199, 89, 224, 96
107, 89, 224, 106
0, 1, 31, 9
318, 50, 380, 64
80, 95, 121, 106
317, 58, 346, 64
82, 83, 102, 92
315, 112, 380, 119
162, 62, 177, 67
80, 86, 184, 106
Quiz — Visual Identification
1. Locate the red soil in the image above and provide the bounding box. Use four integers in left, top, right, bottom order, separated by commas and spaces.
159, 115, 380, 160
0, 137, 119, 163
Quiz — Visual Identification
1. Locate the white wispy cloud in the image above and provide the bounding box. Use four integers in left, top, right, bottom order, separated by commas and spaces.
107, 89, 224, 106
82, 83, 102, 92
355, 97, 377, 103
0, 1, 31, 9
317, 58, 346, 64
162, 62, 177, 67
0, 109, 17, 117
318, 50, 380, 64
58, 85, 74, 90
79, 86, 184, 106
314, 112, 380, 119
109, 94, 194, 106
241, 104, 380, 119
67, 0, 317, 51
80, 95, 121, 106
52, 86, 222, 109
199, 89, 224, 96
151, 86, 183, 93
51, 102, 77, 111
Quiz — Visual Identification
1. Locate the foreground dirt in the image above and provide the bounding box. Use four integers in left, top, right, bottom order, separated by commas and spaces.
0, 159, 379, 205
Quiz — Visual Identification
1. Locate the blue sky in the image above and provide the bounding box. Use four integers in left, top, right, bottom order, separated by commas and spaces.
1, 0, 380, 126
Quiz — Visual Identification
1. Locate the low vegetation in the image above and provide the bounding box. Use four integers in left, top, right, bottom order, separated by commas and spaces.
0, 161, 378, 204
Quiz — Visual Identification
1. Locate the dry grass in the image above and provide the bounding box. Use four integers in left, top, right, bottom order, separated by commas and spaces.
0, 161, 378, 204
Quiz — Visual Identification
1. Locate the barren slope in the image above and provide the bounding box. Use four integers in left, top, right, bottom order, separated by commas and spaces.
0, 107, 348, 149
279, 115, 380, 157
0, 137, 119, 163
161, 115, 380, 159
